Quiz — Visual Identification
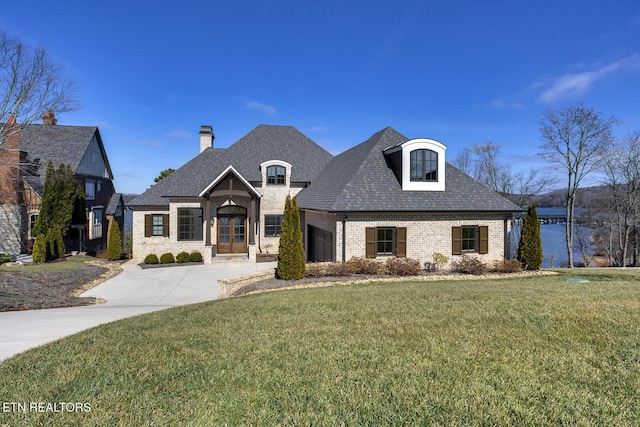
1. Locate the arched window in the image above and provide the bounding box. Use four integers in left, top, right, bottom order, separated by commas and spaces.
410, 149, 438, 182
267, 165, 286, 185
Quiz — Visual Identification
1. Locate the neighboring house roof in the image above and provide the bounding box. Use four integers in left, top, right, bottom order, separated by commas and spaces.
295, 127, 521, 213
129, 125, 333, 207
19, 124, 113, 196
106, 193, 124, 215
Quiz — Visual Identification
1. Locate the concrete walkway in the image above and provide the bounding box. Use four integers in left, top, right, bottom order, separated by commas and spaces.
0, 261, 276, 362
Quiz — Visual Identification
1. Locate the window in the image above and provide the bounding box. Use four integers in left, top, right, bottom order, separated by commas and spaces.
462, 226, 477, 251
365, 227, 406, 258
452, 226, 488, 255
97, 180, 102, 192
377, 228, 394, 255
145, 214, 169, 237
89, 208, 103, 240
28, 213, 38, 240
85, 180, 96, 200
410, 149, 438, 182
267, 165, 286, 185
265, 215, 284, 237
178, 208, 203, 241
152, 215, 164, 236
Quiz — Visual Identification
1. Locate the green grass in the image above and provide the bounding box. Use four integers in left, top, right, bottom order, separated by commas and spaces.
1, 269, 640, 425
0, 254, 97, 272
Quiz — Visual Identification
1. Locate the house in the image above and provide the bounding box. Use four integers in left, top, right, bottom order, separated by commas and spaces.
128, 125, 333, 262
0, 111, 124, 255
129, 124, 520, 267
296, 127, 520, 266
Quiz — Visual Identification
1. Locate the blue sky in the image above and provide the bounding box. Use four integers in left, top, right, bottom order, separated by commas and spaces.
2, 1, 639, 194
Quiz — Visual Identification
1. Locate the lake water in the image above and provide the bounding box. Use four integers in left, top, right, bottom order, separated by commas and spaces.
529, 207, 589, 268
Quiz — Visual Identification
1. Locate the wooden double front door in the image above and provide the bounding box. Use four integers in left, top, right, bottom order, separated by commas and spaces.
217, 206, 247, 254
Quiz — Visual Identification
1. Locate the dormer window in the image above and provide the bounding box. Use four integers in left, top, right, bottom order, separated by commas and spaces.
383, 138, 446, 192
410, 149, 438, 182
267, 165, 286, 185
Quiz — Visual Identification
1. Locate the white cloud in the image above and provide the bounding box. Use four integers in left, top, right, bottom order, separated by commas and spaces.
539, 54, 640, 104
490, 98, 524, 110
244, 100, 276, 115
133, 139, 164, 147
169, 129, 191, 139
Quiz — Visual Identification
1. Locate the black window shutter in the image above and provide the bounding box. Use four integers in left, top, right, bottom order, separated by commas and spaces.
452, 226, 462, 255
365, 227, 376, 258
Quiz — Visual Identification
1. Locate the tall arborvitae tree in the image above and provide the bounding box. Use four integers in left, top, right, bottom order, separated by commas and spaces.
107, 220, 123, 261
32, 162, 85, 259
517, 204, 544, 270
277, 194, 306, 280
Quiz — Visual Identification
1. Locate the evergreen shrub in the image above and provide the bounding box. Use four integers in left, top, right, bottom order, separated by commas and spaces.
144, 254, 159, 264
176, 251, 190, 263
107, 221, 123, 261
189, 251, 203, 262
160, 253, 175, 264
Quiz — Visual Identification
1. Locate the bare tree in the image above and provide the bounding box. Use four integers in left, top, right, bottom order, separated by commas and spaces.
0, 30, 79, 142
539, 104, 617, 267
466, 141, 555, 207
452, 147, 473, 175
602, 131, 640, 266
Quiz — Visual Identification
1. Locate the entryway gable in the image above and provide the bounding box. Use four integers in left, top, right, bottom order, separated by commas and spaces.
199, 165, 261, 199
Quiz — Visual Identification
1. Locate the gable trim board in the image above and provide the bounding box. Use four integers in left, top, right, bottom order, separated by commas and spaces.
129, 125, 520, 268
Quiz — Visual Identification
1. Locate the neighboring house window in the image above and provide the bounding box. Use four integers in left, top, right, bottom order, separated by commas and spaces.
365, 227, 406, 258
178, 208, 203, 241
410, 149, 438, 182
97, 180, 102, 192
85, 180, 96, 200
265, 215, 284, 237
115, 205, 123, 217
452, 226, 488, 255
144, 214, 169, 237
28, 213, 38, 240
267, 165, 286, 185
89, 208, 103, 240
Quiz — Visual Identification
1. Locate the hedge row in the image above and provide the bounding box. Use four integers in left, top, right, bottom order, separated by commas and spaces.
143, 251, 203, 265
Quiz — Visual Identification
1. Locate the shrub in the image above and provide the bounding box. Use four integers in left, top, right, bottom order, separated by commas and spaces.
517, 204, 543, 270
344, 256, 385, 275
46, 228, 65, 260
189, 251, 203, 263
305, 263, 327, 278
493, 258, 523, 273
277, 195, 305, 280
144, 254, 159, 264
176, 251, 190, 263
160, 253, 175, 264
0, 253, 12, 265
433, 252, 449, 270
385, 257, 422, 276
107, 221, 123, 261
32, 234, 47, 263
454, 255, 487, 275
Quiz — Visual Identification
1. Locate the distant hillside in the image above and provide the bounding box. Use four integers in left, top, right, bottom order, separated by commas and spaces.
533, 185, 608, 209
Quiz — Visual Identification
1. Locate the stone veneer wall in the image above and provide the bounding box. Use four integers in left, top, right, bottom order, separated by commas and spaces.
0, 204, 23, 254
301, 210, 511, 268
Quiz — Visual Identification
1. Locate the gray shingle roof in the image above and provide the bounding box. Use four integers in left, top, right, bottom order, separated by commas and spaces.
295, 127, 521, 213
129, 125, 333, 207
18, 124, 110, 195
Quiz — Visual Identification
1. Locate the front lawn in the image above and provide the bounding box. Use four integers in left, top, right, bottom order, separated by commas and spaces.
1, 269, 639, 425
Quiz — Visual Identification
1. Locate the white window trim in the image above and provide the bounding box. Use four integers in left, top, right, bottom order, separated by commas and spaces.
398, 139, 446, 192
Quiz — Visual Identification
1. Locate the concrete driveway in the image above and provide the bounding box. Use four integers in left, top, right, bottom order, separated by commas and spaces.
0, 261, 276, 362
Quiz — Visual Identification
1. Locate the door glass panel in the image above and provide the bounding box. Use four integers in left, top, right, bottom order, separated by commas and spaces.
219, 217, 230, 243
234, 216, 245, 243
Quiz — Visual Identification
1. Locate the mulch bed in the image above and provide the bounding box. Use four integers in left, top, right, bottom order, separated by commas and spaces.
0, 261, 122, 312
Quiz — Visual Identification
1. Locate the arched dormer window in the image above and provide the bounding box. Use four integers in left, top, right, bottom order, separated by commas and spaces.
410, 149, 438, 182
267, 165, 285, 185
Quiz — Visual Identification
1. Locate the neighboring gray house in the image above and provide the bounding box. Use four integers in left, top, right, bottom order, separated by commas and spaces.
129, 124, 520, 268
128, 125, 333, 262
296, 127, 520, 266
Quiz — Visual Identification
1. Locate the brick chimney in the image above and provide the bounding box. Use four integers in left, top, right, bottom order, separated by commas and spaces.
42, 110, 57, 125
199, 125, 214, 153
